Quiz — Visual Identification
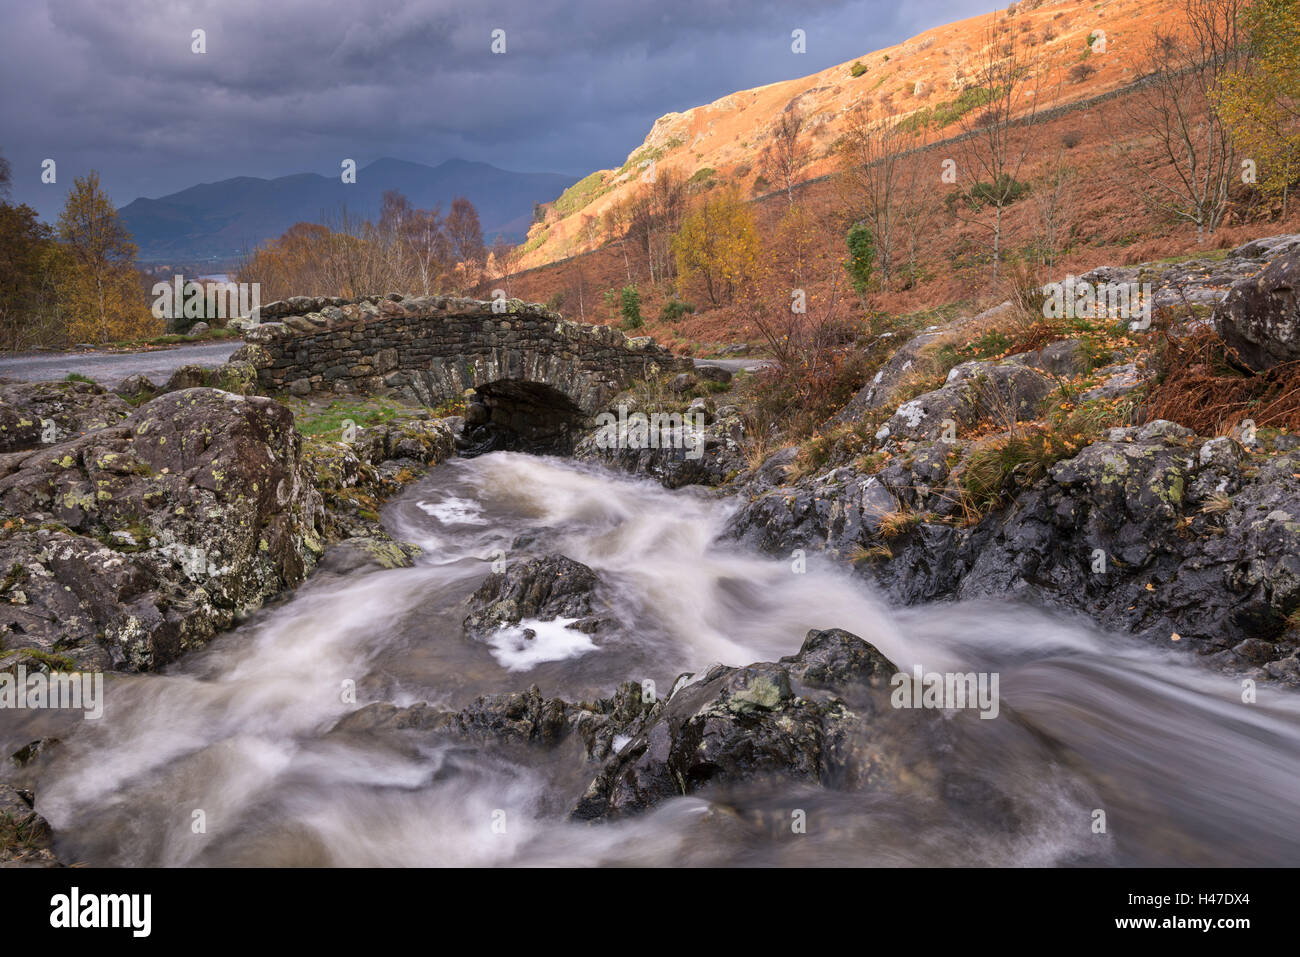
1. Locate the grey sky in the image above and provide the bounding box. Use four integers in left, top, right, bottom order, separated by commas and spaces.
0, 0, 995, 221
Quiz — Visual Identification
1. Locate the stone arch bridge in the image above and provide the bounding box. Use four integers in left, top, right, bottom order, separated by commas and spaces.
234, 294, 691, 446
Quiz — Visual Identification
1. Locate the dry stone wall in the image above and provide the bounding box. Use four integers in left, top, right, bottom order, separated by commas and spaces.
234, 294, 690, 415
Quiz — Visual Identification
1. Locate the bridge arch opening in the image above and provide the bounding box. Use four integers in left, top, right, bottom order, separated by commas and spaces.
461, 378, 588, 456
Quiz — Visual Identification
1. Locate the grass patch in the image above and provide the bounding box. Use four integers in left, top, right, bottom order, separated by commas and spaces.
0, 647, 77, 671
958, 428, 1075, 512
896, 84, 1004, 133
551, 170, 609, 218
850, 543, 893, 564
294, 397, 410, 438
878, 506, 925, 539
107, 327, 241, 350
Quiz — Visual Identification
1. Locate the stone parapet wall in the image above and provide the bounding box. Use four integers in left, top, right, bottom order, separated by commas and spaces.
233, 294, 689, 414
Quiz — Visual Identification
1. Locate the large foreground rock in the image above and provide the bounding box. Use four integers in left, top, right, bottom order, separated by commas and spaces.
0, 380, 131, 453
0, 388, 325, 671
571, 628, 904, 820
0, 784, 58, 867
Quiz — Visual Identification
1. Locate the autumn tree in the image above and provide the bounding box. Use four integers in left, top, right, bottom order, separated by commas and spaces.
624, 168, 687, 284
1123, 0, 1244, 237
487, 235, 522, 297
236, 192, 484, 300
445, 196, 486, 290
1030, 150, 1079, 272
601, 201, 633, 284
376, 190, 449, 294
745, 203, 849, 374
565, 260, 588, 321
0, 149, 75, 348
672, 187, 760, 306
55, 172, 156, 343
0, 196, 71, 350
837, 107, 925, 287
1216, 0, 1300, 216
956, 15, 1048, 281
894, 147, 940, 289
761, 109, 811, 207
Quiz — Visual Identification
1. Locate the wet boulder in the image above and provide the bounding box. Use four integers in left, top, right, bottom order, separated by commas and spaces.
332, 680, 658, 759
331, 629, 1058, 837
570, 628, 1020, 822
463, 554, 608, 637
573, 403, 746, 488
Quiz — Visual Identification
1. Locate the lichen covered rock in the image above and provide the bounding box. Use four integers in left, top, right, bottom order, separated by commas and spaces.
0, 388, 326, 671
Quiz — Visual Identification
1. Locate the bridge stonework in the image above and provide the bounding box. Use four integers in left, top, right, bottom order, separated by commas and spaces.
234, 295, 690, 429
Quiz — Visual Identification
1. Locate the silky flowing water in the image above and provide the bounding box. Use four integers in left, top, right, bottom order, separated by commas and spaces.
17, 453, 1300, 866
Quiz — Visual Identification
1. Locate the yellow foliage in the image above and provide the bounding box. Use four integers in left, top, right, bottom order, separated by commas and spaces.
672, 187, 760, 306
1216, 0, 1300, 209
55, 172, 158, 343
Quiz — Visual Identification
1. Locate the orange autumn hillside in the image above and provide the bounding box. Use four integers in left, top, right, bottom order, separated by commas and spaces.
519, 0, 1191, 270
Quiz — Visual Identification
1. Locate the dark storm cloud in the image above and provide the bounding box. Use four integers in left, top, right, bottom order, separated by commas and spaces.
0, 0, 994, 220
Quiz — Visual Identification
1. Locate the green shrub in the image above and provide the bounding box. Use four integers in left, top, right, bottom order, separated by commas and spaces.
687, 167, 716, 190
619, 285, 643, 329
967, 173, 1030, 208
850, 60, 867, 77
660, 299, 695, 322
845, 222, 876, 298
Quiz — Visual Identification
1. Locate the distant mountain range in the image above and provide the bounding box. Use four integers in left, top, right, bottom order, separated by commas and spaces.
118, 158, 577, 263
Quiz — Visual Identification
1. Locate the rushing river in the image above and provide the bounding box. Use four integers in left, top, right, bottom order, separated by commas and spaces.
17, 452, 1300, 866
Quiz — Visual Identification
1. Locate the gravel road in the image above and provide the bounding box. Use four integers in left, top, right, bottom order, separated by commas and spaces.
0, 342, 242, 388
